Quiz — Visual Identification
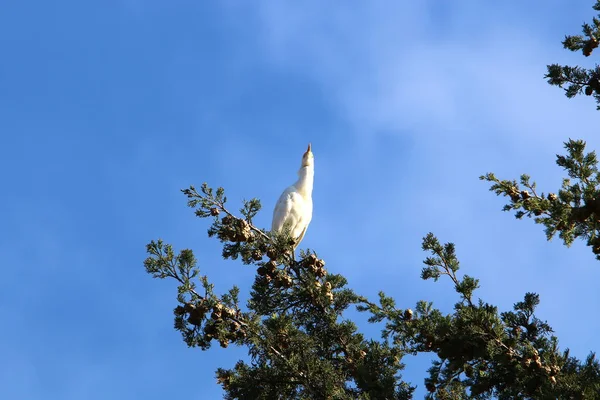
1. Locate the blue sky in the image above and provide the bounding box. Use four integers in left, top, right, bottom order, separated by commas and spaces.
2, 1, 600, 398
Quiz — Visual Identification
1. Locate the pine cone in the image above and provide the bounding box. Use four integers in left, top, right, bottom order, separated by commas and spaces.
229, 321, 241, 333
204, 323, 217, 335
187, 310, 203, 326
233, 220, 252, 241
265, 260, 277, 272
283, 275, 293, 288
236, 329, 247, 339
222, 307, 235, 319
211, 304, 223, 319
303, 254, 318, 267
266, 248, 278, 260
588, 76, 600, 92
274, 277, 283, 288
184, 302, 195, 313
543, 365, 552, 375
174, 305, 186, 316
251, 249, 263, 261
583, 37, 599, 57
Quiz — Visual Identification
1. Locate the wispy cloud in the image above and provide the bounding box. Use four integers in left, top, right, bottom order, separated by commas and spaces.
251, 1, 599, 153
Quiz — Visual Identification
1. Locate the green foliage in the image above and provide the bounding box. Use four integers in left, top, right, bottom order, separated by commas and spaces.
146, 183, 414, 399
359, 235, 580, 399
144, 181, 600, 398
545, 1, 600, 108
482, 139, 600, 260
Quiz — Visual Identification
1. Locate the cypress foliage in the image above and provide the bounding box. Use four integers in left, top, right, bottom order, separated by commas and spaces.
546, 1, 600, 108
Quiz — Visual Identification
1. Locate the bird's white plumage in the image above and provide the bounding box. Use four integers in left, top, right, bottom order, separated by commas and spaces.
272, 144, 314, 248
272, 188, 313, 240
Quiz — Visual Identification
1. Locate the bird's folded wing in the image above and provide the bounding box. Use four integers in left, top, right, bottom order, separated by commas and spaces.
272, 188, 304, 233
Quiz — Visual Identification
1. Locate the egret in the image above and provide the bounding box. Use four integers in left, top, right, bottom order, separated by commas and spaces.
272, 143, 314, 249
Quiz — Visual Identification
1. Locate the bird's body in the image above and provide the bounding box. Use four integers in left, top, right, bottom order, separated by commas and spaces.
272, 144, 314, 248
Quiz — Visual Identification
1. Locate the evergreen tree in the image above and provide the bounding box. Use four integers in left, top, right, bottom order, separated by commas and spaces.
144, 2, 600, 398
546, 0, 600, 108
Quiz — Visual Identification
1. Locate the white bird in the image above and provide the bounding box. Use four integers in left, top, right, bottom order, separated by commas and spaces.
272, 143, 314, 249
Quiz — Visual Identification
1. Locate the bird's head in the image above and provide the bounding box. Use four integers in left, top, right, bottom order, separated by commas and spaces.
301, 143, 314, 167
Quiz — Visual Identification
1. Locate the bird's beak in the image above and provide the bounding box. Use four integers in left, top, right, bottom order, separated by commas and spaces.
307, 143, 312, 153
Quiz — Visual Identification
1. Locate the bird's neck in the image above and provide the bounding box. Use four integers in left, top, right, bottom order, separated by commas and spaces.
295, 166, 314, 197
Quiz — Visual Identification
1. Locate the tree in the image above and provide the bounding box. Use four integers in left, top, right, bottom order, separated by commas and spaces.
144, 3, 600, 399
546, 1, 600, 108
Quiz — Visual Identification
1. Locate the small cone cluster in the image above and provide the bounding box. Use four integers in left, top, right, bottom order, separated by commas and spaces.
219, 215, 253, 242
174, 299, 246, 348
303, 254, 327, 278
256, 251, 293, 288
